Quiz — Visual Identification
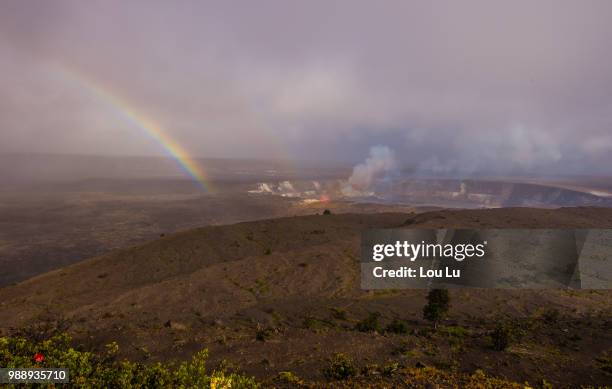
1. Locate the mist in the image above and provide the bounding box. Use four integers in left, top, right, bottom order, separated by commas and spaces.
347, 146, 397, 192
1, 0, 612, 175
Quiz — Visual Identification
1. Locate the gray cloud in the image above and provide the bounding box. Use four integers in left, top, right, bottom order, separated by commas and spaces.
0, 0, 611, 174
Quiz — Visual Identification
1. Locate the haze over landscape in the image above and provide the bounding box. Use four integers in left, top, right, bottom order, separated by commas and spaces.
1, 1, 611, 387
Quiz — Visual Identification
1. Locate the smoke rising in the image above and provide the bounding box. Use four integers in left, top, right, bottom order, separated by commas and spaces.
347, 146, 397, 192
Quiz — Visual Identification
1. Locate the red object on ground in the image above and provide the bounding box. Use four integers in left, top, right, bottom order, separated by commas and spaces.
33, 352, 44, 362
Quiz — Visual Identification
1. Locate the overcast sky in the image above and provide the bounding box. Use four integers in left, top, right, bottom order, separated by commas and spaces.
1, 0, 611, 174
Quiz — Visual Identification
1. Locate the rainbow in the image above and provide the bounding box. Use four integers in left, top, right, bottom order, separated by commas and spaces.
54, 65, 210, 191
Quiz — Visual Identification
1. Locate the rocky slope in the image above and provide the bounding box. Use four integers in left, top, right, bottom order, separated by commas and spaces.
1, 208, 611, 387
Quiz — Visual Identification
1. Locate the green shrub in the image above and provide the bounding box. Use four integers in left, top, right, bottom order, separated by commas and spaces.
0, 334, 259, 388
323, 209, 332, 215
441, 325, 468, 337
253, 279, 269, 294
255, 326, 274, 342
302, 316, 318, 330
276, 371, 304, 385
491, 323, 513, 351
542, 308, 560, 324
323, 353, 356, 380
330, 307, 347, 321
540, 379, 554, 389
440, 325, 469, 348
382, 361, 400, 375
385, 319, 409, 334
423, 289, 450, 327
595, 352, 612, 375
355, 312, 381, 332
391, 340, 416, 357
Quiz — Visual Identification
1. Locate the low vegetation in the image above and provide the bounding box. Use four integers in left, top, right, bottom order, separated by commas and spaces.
323, 353, 357, 380
491, 322, 513, 351
354, 312, 381, 332
595, 352, 612, 375
320, 356, 528, 387
385, 318, 409, 334
330, 307, 347, 321
423, 288, 450, 327
255, 326, 274, 342
440, 325, 469, 349
275, 371, 304, 386
0, 334, 259, 388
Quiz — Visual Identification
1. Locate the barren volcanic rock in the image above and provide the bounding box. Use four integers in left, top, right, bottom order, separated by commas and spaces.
1, 208, 611, 386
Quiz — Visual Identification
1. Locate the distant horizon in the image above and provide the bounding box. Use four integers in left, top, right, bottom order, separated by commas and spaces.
0, 150, 355, 167
2, 151, 612, 182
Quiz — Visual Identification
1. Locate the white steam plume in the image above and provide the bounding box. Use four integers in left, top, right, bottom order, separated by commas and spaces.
348, 146, 397, 192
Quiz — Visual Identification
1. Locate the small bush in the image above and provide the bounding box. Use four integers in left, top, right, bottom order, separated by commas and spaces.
323, 209, 332, 215
491, 323, 513, 351
253, 279, 269, 295
263, 248, 272, 255
595, 352, 612, 375
276, 371, 304, 385
385, 319, 409, 334
391, 340, 416, 357
441, 325, 469, 339
355, 312, 381, 332
542, 308, 560, 324
323, 353, 356, 380
361, 363, 379, 376
302, 316, 318, 330
541, 379, 554, 389
423, 289, 450, 327
330, 308, 347, 321
441, 325, 469, 348
255, 326, 274, 342
14, 315, 71, 342
382, 361, 400, 375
